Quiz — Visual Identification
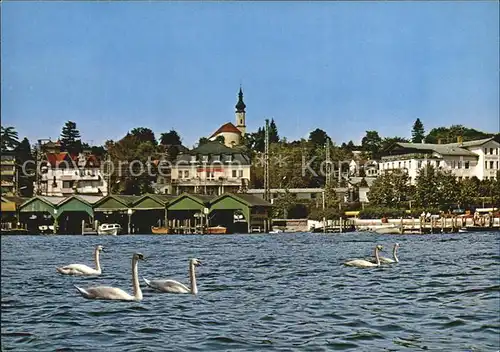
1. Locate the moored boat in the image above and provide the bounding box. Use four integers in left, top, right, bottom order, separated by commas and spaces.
206, 226, 227, 234
151, 226, 171, 234
97, 223, 122, 236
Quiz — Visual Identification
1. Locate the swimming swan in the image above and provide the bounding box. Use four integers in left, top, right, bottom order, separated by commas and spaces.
344, 245, 383, 268
74, 253, 145, 301
143, 258, 201, 295
370, 243, 399, 264
56, 245, 104, 276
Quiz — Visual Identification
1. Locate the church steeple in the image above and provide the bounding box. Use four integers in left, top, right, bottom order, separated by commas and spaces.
235, 87, 246, 113
235, 87, 246, 135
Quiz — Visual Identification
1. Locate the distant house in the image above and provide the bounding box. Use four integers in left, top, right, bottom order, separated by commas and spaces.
380, 137, 500, 184
170, 141, 251, 195
35, 141, 108, 196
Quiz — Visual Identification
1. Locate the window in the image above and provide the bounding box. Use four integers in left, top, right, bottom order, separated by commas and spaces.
238, 170, 243, 177
63, 181, 73, 189
232, 170, 237, 178
202, 155, 208, 163
490, 161, 494, 169
485, 161, 488, 169
484, 148, 488, 154
465, 161, 470, 169
458, 161, 462, 169
184, 170, 189, 178
490, 148, 494, 155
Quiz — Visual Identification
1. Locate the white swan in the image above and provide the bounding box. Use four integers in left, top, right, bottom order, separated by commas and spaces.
370, 243, 400, 264
74, 253, 145, 301
344, 245, 383, 268
56, 245, 104, 276
143, 258, 201, 295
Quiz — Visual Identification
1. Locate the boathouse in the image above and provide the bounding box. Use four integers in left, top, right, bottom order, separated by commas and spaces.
18, 196, 61, 233
54, 195, 102, 234
92, 195, 141, 234
131, 194, 176, 233
208, 193, 273, 233
165, 193, 215, 233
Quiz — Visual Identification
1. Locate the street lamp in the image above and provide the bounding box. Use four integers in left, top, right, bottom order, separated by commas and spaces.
127, 208, 133, 234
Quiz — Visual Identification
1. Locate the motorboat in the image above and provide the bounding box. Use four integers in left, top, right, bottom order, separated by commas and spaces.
97, 223, 122, 236
269, 228, 284, 234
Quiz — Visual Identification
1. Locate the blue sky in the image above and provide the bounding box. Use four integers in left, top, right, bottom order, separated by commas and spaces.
2, 1, 499, 148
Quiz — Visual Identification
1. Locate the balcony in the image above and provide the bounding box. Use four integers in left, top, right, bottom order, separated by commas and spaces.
172, 177, 245, 187
76, 187, 102, 194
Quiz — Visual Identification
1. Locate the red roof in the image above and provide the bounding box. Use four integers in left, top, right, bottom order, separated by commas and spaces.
44, 152, 103, 168
45, 152, 76, 167
210, 122, 241, 138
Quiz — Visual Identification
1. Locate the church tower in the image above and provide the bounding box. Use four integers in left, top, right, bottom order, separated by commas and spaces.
235, 87, 246, 135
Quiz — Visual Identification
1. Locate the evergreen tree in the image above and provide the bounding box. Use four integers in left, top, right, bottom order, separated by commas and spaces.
15, 138, 35, 196
269, 119, 280, 143
411, 118, 425, 143
60, 121, 82, 153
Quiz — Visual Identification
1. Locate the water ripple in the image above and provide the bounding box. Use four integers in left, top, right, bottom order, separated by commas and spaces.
1, 232, 499, 351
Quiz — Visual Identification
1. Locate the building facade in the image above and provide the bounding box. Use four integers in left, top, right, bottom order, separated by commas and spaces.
35, 141, 108, 196
380, 137, 500, 184
170, 141, 251, 195
1, 151, 16, 196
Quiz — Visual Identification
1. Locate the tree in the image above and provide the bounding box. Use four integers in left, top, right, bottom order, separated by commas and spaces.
60, 121, 81, 153
105, 133, 162, 195
308, 129, 330, 147
269, 119, 279, 143
458, 177, 479, 208
198, 137, 209, 146
425, 125, 494, 144
411, 118, 425, 143
15, 137, 35, 196
414, 164, 459, 209
1, 126, 19, 151
381, 136, 409, 152
366, 170, 412, 207
160, 129, 182, 146
130, 127, 157, 145
361, 131, 382, 159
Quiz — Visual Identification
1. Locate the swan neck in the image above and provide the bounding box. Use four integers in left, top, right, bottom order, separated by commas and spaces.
132, 257, 142, 300
189, 262, 197, 295
94, 249, 101, 272
393, 246, 399, 262
375, 247, 380, 266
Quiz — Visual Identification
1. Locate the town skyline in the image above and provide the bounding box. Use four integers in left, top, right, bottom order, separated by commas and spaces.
2, 1, 499, 147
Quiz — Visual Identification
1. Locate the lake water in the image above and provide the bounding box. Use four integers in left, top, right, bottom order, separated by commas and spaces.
1, 232, 499, 351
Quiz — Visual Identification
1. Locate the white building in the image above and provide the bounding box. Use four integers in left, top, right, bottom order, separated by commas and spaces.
170, 141, 251, 195
380, 137, 500, 184
36, 146, 108, 196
